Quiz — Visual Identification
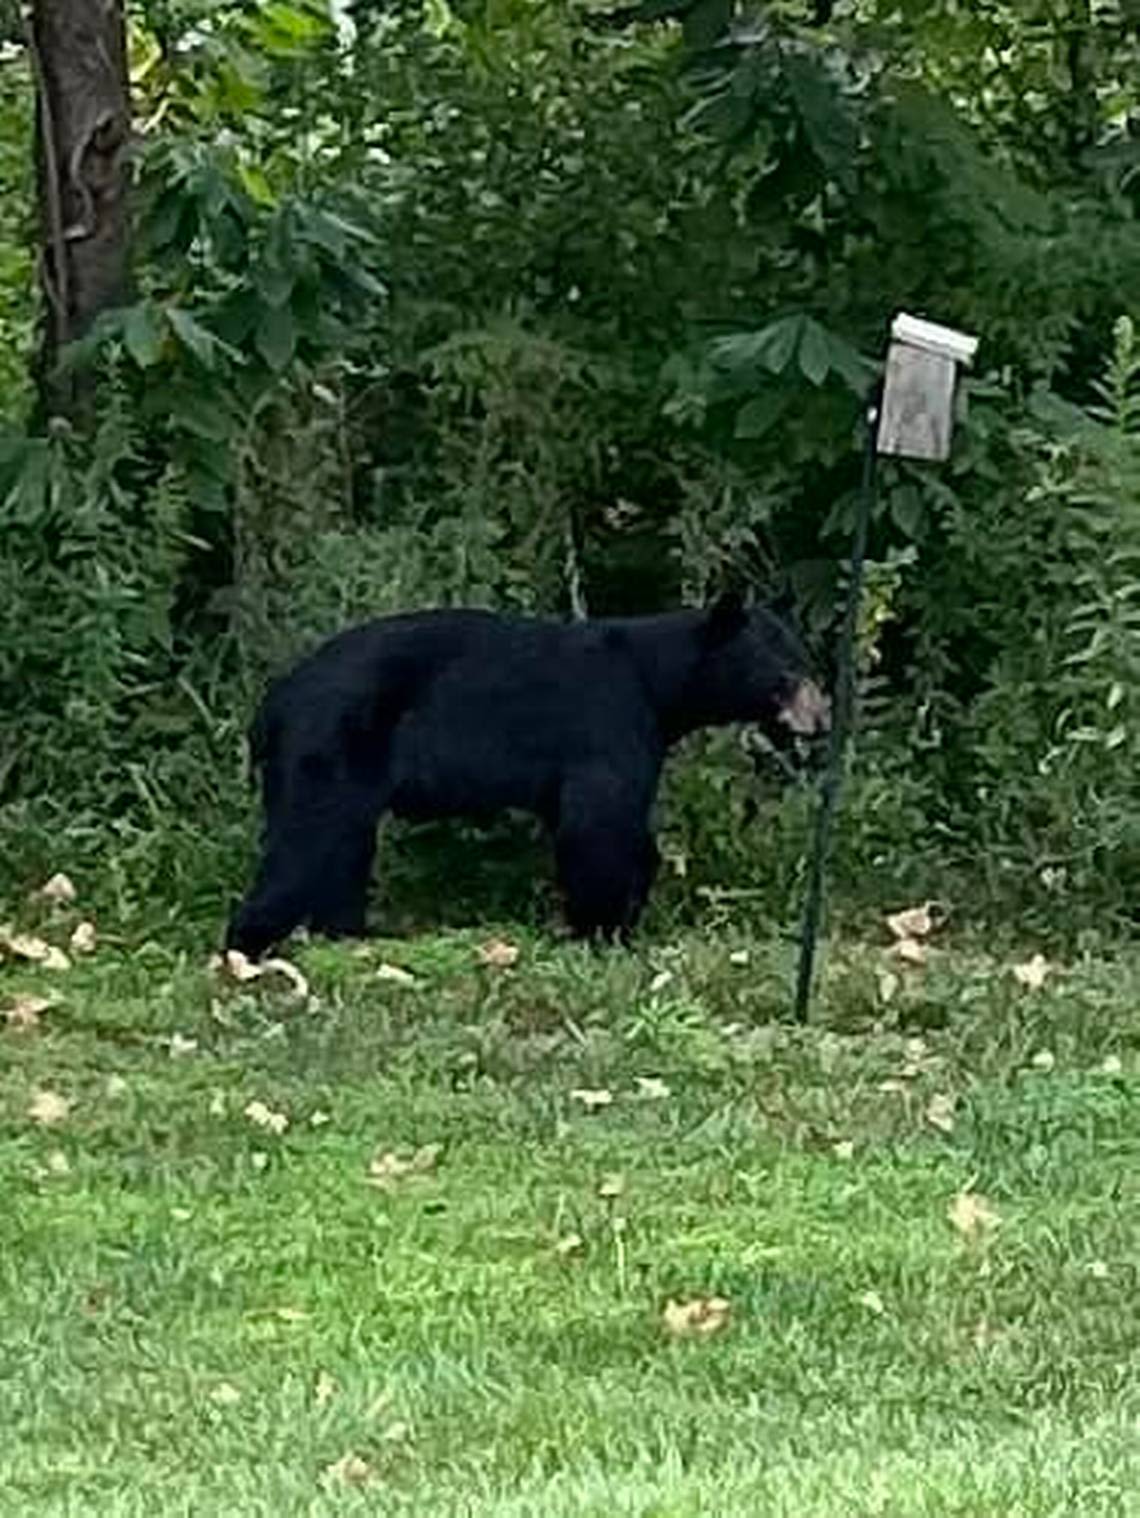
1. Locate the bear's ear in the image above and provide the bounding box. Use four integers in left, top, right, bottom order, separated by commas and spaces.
703, 589, 749, 645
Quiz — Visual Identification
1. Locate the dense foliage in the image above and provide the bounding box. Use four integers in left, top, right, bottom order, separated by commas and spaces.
0, 0, 1137, 943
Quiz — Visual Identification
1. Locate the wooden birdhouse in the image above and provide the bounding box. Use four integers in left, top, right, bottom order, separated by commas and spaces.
876, 313, 979, 463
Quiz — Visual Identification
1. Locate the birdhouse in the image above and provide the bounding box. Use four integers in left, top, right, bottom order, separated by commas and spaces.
876, 313, 979, 463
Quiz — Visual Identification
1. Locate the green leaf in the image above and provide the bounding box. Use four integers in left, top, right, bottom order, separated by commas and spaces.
734, 387, 794, 440
797, 319, 831, 387
168, 309, 217, 369
124, 303, 165, 369
784, 51, 859, 195
256, 303, 296, 371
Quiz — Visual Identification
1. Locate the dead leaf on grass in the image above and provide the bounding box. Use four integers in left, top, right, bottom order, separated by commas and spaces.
649, 969, 674, 994
729, 949, 750, 967
477, 938, 520, 969
210, 1382, 242, 1406
244, 1100, 289, 1135
3, 993, 55, 1032
69, 921, 97, 955
217, 950, 310, 1001
858, 1290, 886, 1316
889, 938, 928, 967
169, 1033, 199, 1059
1031, 1049, 1056, 1073
376, 962, 418, 986
1099, 1055, 1123, 1077
323, 1452, 373, 1488
44, 1149, 71, 1176
877, 970, 900, 1005
314, 1370, 338, 1407
366, 1144, 441, 1189
273, 1306, 309, 1323
885, 902, 940, 942
1012, 954, 1051, 991
634, 1076, 671, 1101
37, 873, 77, 905
555, 1232, 584, 1257
570, 1087, 614, 1111
948, 1189, 1000, 1238
832, 1139, 855, 1161
926, 1093, 956, 1134
310, 1109, 331, 1127
105, 1074, 128, 1099
28, 1088, 71, 1125
1086, 1260, 1110, 1279
598, 1173, 625, 1200
663, 1296, 731, 1340
0, 929, 71, 971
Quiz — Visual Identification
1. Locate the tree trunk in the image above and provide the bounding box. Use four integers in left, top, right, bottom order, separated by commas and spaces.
28, 0, 132, 418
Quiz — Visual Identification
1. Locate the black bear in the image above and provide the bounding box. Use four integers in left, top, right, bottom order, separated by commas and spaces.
225, 594, 830, 957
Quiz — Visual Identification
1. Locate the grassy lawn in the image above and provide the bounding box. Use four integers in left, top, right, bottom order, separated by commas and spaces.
2, 917, 1137, 1515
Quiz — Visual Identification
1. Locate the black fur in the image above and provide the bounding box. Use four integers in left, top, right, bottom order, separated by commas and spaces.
225, 596, 825, 957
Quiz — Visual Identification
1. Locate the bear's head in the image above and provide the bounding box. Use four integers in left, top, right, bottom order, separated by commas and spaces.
691, 591, 831, 751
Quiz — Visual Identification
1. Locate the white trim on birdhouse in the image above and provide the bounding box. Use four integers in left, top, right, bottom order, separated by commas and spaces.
890, 313, 979, 367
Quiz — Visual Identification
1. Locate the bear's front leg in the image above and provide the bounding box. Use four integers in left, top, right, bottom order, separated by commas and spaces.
554, 768, 657, 942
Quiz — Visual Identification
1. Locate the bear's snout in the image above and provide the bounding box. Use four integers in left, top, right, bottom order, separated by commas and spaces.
778, 679, 832, 738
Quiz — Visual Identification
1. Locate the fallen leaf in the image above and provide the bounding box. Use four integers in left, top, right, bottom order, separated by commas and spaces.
1012, 954, 1050, 991
314, 1370, 338, 1407
877, 970, 900, 1005
0, 930, 71, 971
274, 1306, 309, 1323
649, 969, 674, 994
663, 1296, 731, 1340
37, 872, 77, 905
729, 949, 750, 966
323, 1452, 373, 1488
886, 903, 938, 942
858, 1289, 886, 1316
208, 1092, 227, 1117
1086, 1260, 1110, 1280
1099, 1054, 1123, 1077
29, 1088, 71, 1125
926, 1093, 956, 1134
555, 1232, 584, 1257
380, 1421, 411, 1444
948, 1190, 1000, 1238
244, 1100, 288, 1135
169, 1033, 199, 1059
310, 1109, 331, 1127
219, 950, 309, 1001
570, 1087, 614, 1111
69, 921, 97, 955
3, 993, 54, 1032
210, 1382, 242, 1406
889, 938, 928, 967
171, 1207, 192, 1222
1031, 1049, 1056, 1073
366, 1144, 441, 1189
478, 938, 520, 969
597, 1173, 625, 1200
877, 1079, 908, 1096
105, 1074, 128, 1098
376, 963, 417, 986
45, 1149, 71, 1176
634, 1076, 671, 1101
832, 1139, 855, 1161
251, 1151, 269, 1171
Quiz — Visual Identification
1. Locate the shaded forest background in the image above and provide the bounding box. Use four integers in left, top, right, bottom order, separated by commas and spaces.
0, 0, 1137, 945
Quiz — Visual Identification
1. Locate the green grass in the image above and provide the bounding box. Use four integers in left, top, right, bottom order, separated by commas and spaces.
2, 918, 1138, 1515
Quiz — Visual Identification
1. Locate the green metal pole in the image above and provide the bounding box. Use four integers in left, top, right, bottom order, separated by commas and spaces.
794, 401, 879, 1022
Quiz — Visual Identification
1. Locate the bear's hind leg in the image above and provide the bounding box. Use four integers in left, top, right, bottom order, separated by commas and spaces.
227, 771, 384, 958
